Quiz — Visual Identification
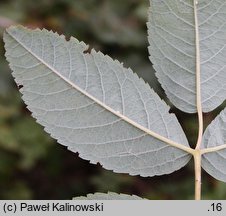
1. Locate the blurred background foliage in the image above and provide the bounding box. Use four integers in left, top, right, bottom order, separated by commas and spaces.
0, 0, 226, 200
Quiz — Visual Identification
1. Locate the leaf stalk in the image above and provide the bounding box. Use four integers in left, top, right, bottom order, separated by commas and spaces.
194, 150, 201, 200
193, 0, 203, 200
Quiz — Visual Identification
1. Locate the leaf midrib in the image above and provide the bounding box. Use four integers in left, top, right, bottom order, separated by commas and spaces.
194, 0, 203, 150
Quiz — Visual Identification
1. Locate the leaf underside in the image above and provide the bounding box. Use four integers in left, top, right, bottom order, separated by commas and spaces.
73, 192, 143, 200
201, 108, 226, 182
3, 26, 191, 178
148, 0, 226, 113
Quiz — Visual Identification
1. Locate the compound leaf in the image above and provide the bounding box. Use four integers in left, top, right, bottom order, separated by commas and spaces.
4, 26, 191, 177
201, 108, 226, 182
73, 192, 143, 200
148, 0, 226, 113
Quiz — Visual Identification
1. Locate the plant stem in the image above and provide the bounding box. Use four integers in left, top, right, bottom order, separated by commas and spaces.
194, 150, 201, 200
201, 144, 226, 154
194, 0, 203, 151
193, 0, 203, 200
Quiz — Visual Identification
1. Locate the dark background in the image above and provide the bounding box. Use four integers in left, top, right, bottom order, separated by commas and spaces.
0, 0, 226, 199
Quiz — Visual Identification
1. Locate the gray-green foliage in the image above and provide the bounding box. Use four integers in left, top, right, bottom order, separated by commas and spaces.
201, 108, 226, 182
3, 26, 191, 177
148, 0, 226, 113
3, 0, 226, 199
